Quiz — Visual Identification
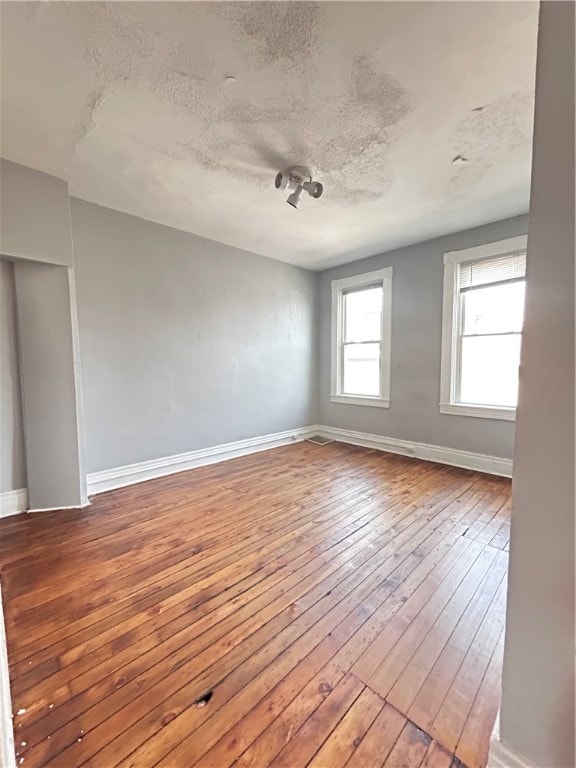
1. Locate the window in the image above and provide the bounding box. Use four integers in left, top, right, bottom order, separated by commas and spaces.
440, 236, 527, 420
331, 267, 392, 407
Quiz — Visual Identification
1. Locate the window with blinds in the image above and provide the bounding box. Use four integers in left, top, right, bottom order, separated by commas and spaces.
456, 250, 527, 408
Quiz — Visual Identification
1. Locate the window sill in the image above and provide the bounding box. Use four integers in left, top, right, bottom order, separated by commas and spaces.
330, 394, 390, 409
439, 402, 516, 421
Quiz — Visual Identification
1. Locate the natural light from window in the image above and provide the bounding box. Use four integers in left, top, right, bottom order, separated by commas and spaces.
441, 241, 528, 419
459, 277, 526, 408
343, 286, 383, 396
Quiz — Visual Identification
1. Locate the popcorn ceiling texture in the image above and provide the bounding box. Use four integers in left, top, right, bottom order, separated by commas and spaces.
216, 2, 321, 66
450, 89, 535, 199
0, 1, 538, 269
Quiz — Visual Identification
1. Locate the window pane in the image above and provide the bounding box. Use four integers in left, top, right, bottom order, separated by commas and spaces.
344, 286, 382, 342
343, 343, 380, 396
459, 334, 522, 407
463, 281, 525, 335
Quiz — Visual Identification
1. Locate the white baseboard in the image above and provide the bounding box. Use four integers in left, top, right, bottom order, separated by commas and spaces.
4, 425, 513, 508
316, 425, 513, 477
488, 738, 538, 767
487, 713, 538, 767
27, 503, 91, 513
0, 586, 15, 768
87, 425, 318, 495
0, 489, 28, 519
0, 489, 89, 517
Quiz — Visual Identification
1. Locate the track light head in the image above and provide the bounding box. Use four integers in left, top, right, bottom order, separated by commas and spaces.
287, 185, 303, 208
303, 180, 323, 199
274, 166, 323, 209
275, 172, 289, 190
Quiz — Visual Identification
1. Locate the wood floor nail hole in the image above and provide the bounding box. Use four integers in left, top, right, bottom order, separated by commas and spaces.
195, 690, 214, 707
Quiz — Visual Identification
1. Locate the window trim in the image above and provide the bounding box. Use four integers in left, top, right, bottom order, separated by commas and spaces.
330, 267, 393, 408
440, 235, 527, 421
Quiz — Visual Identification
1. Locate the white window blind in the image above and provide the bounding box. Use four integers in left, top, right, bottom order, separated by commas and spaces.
459, 251, 526, 290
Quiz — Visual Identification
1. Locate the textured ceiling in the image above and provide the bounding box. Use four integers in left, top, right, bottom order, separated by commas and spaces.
0, 2, 538, 270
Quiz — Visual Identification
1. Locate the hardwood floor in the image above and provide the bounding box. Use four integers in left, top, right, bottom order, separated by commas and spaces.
0, 441, 511, 768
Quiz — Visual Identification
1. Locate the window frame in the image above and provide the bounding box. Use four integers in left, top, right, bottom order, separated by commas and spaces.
330, 267, 393, 408
440, 235, 528, 421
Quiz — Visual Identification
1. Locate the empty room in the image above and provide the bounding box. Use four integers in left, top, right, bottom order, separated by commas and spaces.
0, 2, 574, 768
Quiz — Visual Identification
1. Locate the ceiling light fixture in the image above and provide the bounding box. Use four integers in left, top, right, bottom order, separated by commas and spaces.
275, 166, 323, 209
287, 184, 303, 208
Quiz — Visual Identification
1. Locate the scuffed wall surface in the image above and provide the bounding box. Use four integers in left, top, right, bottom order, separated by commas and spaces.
0, 261, 26, 493
71, 199, 319, 474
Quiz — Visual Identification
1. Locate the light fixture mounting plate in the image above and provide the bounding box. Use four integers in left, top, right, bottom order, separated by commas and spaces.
286, 166, 312, 186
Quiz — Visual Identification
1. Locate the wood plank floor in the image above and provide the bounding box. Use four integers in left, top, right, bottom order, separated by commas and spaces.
0, 441, 511, 768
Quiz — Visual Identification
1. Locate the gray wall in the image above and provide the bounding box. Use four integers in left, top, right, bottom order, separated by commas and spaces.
0, 159, 74, 266
71, 199, 319, 474
318, 215, 529, 458
500, 2, 575, 765
14, 261, 88, 509
0, 159, 87, 509
0, 261, 26, 492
